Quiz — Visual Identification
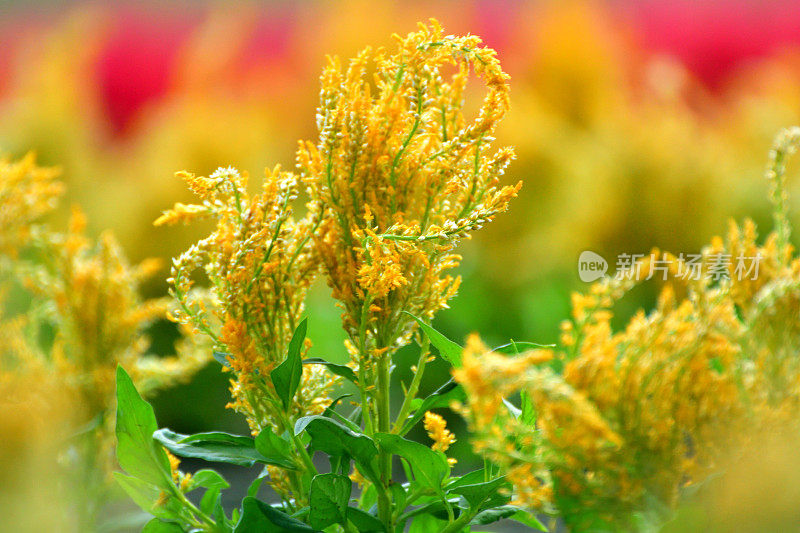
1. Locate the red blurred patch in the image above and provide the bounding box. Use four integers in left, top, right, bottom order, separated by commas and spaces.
620, 0, 800, 89
95, 7, 197, 136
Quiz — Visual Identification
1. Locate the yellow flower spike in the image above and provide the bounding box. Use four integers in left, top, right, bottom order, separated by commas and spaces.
266, 465, 294, 502
453, 165, 800, 526
423, 411, 456, 454
30, 211, 194, 405
161, 163, 338, 434
179, 473, 193, 493
0, 153, 64, 259
167, 451, 182, 483
349, 467, 367, 489
298, 20, 519, 368
153, 203, 210, 227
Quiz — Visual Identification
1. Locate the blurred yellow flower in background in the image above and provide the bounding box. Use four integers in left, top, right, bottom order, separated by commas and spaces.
0, 153, 209, 529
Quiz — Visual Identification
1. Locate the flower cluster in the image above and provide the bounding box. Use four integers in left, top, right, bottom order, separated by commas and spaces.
423, 411, 457, 465
455, 128, 800, 529
0, 153, 63, 259
158, 18, 521, 424
157, 165, 336, 435
297, 19, 520, 365
157, 22, 521, 518
25, 207, 207, 410
0, 153, 209, 529
0, 354, 79, 531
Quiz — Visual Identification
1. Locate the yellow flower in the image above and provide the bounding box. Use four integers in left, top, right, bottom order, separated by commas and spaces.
0, 153, 63, 258
153, 202, 209, 226
454, 132, 800, 526
298, 18, 520, 379
160, 164, 337, 434
423, 411, 456, 454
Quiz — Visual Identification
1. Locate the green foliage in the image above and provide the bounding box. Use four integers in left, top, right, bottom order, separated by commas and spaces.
154, 429, 280, 468
405, 312, 463, 367
114, 473, 181, 521
308, 474, 352, 529
115, 322, 542, 533
375, 433, 448, 493
271, 318, 308, 410
116, 366, 234, 532
115, 318, 541, 533
344, 507, 384, 532
115, 366, 172, 487
296, 415, 380, 484
254, 428, 295, 468
508, 510, 548, 531
235, 498, 317, 533
190, 470, 231, 491
398, 379, 466, 435
448, 476, 508, 508
142, 519, 185, 533
303, 357, 358, 384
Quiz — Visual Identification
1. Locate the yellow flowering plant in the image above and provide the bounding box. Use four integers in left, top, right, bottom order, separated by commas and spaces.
116, 20, 534, 533
109, 18, 800, 533
453, 127, 800, 531
0, 153, 210, 530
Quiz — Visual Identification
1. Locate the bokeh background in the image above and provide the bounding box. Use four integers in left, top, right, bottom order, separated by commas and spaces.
3, 0, 800, 525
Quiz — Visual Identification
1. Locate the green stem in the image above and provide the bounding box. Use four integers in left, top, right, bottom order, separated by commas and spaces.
357, 299, 375, 436
438, 501, 485, 533
444, 500, 455, 523
393, 487, 428, 522
277, 410, 317, 477
376, 352, 393, 528
391, 337, 430, 434
175, 487, 216, 530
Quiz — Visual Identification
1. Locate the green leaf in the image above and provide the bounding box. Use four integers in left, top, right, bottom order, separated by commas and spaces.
200, 487, 221, 517
346, 507, 385, 532
303, 358, 358, 384
404, 312, 463, 367
271, 318, 308, 410
469, 505, 547, 529
448, 476, 509, 509
115, 366, 171, 487
114, 473, 180, 521
397, 498, 459, 525
211, 499, 229, 532
445, 469, 488, 490
295, 416, 379, 483
234, 497, 319, 533
308, 473, 352, 530
374, 433, 448, 493
389, 483, 407, 516
399, 380, 466, 435
154, 429, 294, 469
492, 341, 555, 354
247, 468, 269, 498
213, 350, 232, 368
470, 505, 519, 526
503, 398, 521, 418
409, 513, 447, 533
323, 394, 361, 432
142, 519, 184, 533
520, 390, 536, 426
189, 469, 230, 491
508, 509, 548, 531
254, 428, 296, 469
